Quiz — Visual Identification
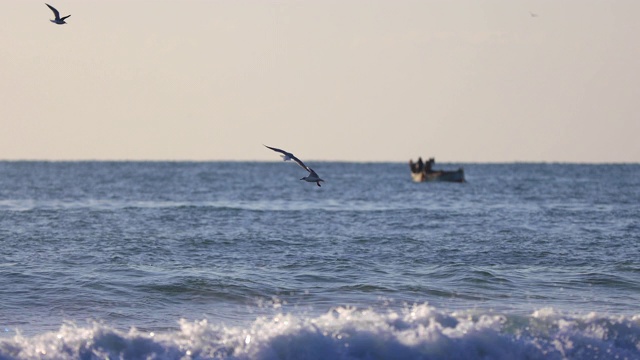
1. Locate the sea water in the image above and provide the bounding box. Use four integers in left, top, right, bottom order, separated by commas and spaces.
0, 161, 638, 360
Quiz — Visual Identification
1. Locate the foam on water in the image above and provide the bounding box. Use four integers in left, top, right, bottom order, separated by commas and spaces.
2, 304, 639, 360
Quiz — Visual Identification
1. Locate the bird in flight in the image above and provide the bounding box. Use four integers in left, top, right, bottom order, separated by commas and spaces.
264, 145, 325, 187
46, 3, 70, 24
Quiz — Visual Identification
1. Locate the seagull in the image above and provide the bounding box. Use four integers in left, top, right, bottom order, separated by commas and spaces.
264, 145, 325, 187
46, 3, 70, 24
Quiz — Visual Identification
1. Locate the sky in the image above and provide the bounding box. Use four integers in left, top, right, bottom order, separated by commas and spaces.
1, 1, 639, 163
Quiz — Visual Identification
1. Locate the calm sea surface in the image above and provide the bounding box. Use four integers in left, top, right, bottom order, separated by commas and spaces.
0, 161, 639, 359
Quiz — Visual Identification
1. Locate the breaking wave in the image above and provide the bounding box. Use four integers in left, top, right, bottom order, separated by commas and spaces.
1, 304, 639, 360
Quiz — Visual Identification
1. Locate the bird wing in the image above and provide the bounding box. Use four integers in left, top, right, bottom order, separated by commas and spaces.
263, 144, 289, 156
291, 156, 311, 173
61, 14, 71, 20
264, 144, 311, 172
46, 3, 60, 19
307, 167, 319, 177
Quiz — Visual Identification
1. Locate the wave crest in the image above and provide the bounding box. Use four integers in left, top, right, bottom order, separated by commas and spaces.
1, 305, 639, 359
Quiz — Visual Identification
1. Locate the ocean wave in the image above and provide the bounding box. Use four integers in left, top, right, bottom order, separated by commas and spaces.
0, 199, 424, 213
1, 305, 639, 360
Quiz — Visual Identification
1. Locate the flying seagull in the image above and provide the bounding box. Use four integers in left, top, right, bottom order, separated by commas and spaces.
264, 145, 325, 187
46, 3, 70, 24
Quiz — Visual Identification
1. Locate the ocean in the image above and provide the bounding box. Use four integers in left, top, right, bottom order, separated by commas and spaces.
0, 161, 638, 360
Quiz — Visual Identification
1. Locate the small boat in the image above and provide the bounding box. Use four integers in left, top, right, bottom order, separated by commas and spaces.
409, 157, 465, 183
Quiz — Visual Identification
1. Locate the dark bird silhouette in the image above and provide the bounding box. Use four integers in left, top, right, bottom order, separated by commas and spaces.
46, 3, 70, 24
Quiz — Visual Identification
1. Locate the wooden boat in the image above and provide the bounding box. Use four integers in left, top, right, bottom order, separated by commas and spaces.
409, 157, 465, 183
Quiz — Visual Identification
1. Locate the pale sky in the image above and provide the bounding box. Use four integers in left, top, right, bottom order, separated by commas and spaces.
1, 1, 639, 162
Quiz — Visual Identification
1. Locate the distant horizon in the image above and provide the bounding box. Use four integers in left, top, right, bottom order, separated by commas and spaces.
1, 158, 638, 165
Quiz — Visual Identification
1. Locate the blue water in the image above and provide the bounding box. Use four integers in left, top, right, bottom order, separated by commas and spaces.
1, 161, 639, 360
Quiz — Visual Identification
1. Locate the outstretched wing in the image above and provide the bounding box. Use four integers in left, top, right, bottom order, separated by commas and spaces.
46, 3, 60, 19
264, 144, 311, 173
61, 14, 71, 20
263, 144, 289, 157
290, 156, 311, 173
307, 167, 319, 177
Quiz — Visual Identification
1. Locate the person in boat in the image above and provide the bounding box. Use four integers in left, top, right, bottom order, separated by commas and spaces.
409, 157, 423, 173
425, 158, 434, 173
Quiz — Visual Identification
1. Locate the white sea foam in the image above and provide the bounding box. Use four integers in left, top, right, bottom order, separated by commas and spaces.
1, 305, 639, 360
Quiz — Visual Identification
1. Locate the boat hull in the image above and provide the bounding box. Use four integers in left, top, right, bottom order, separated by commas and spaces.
411, 169, 465, 183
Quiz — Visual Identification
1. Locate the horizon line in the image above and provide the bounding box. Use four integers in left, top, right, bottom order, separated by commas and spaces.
0, 159, 638, 165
